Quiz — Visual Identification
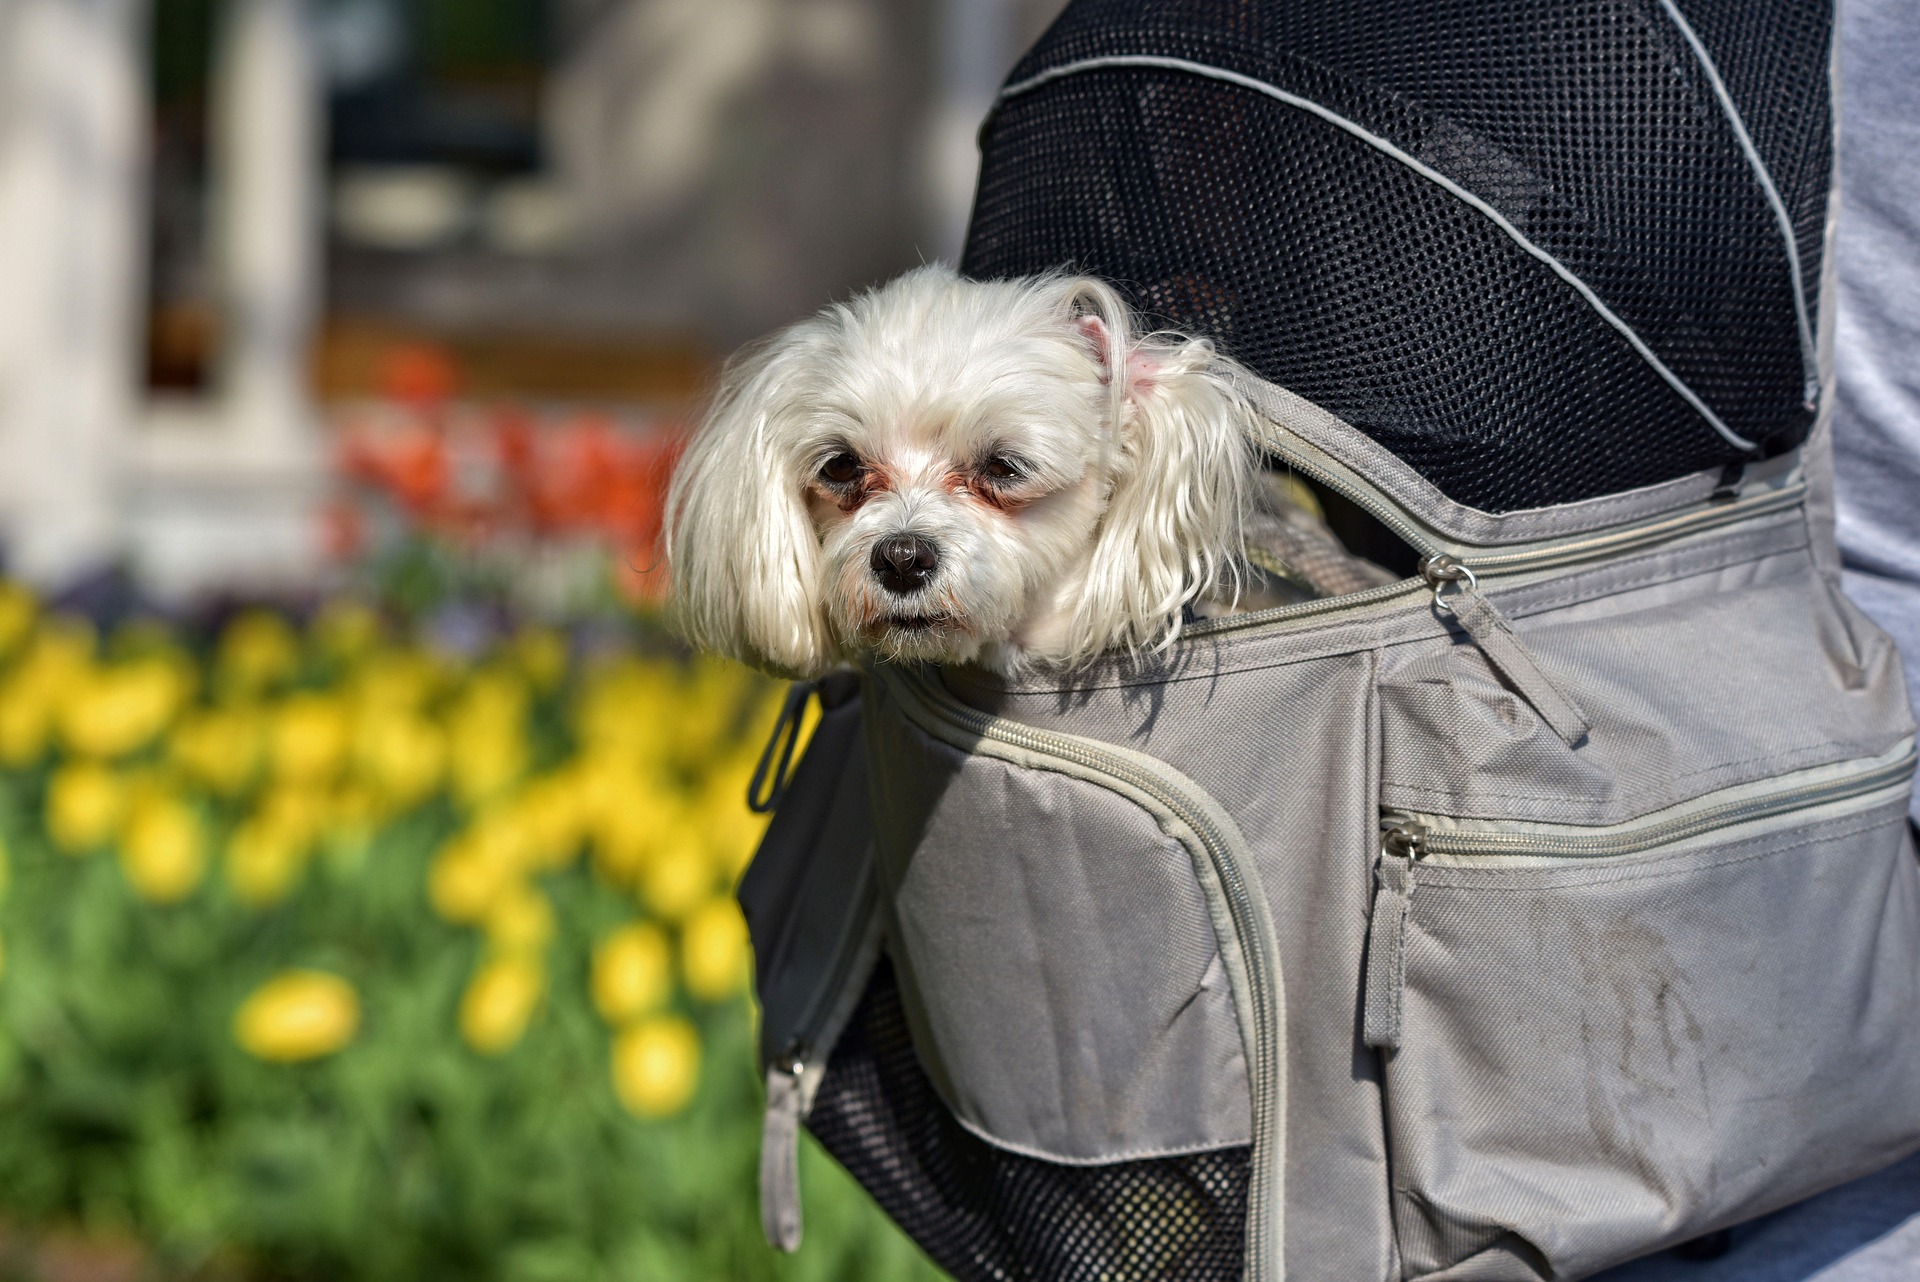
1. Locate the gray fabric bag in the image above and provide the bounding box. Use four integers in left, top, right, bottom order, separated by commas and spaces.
733, 5, 1919, 1276
737, 382, 1920, 1282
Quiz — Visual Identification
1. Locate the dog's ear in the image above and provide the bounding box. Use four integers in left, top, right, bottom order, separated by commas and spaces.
665, 325, 837, 678
1060, 284, 1257, 662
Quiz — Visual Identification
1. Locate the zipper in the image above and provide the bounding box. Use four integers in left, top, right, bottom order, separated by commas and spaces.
1362, 824, 1422, 1052
1191, 421, 1807, 642
1387, 740, 1916, 862
1416, 554, 1591, 747
1362, 742, 1916, 1051
883, 666, 1288, 1282
1244, 412, 1807, 579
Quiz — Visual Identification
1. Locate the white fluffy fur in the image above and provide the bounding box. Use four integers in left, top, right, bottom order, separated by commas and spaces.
665, 265, 1264, 677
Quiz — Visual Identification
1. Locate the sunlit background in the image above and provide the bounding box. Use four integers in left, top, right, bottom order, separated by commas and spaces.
0, 0, 1065, 1276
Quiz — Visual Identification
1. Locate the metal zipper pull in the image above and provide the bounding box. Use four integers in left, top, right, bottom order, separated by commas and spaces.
759, 1043, 808, 1251
1363, 823, 1424, 1051
1421, 555, 1592, 748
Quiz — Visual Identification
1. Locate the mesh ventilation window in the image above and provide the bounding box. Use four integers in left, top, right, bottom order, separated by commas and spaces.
807, 958, 1251, 1282
961, 0, 1831, 514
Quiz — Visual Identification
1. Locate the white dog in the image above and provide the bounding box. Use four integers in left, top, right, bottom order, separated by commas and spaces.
666, 265, 1297, 677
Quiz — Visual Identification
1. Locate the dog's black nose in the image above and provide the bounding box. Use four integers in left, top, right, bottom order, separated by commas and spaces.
871, 534, 939, 594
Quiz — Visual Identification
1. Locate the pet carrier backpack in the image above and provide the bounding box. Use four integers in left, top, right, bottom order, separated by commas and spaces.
737, 2, 1920, 1279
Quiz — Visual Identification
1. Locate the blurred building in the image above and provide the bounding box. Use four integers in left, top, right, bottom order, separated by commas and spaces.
0, 0, 1065, 600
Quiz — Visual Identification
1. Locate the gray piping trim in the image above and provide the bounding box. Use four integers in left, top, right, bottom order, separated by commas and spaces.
997, 53, 1760, 452
1235, 376, 1803, 547
1656, 0, 1819, 407
947, 1108, 1253, 1168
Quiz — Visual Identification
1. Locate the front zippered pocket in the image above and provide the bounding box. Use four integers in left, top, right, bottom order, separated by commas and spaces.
1364, 734, 1920, 1280
1363, 739, 1916, 1051
875, 665, 1289, 1282
1383, 738, 1917, 866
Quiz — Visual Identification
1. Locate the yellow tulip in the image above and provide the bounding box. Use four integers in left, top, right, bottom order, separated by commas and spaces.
668, 657, 764, 766
469, 803, 541, 871
484, 884, 555, 955
580, 761, 663, 882
60, 659, 187, 758
0, 622, 95, 766
639, 836, 715, 921
349, 648, 442, 713
447, 730, 526, 809
590, 812, 651, 884
255, 784, 329, 848
681, 898, 752, 1002
118, 792, 206, 903
453, 669, 529, 728
234, 970, 360, 1062
591, 922, 672, 1024
225, 817, 308, 906
46, 761, 125, 853
427, 838, 515, 924
510, 627, 568, 693
459, 956, 544, 1055
271, 694, 351, 784
704, 801, 769, 882
572, 752, 628, 816
0, 581, 37, 656
26, 616, 97, 677
572, 663, 674, 764
611, 1015, 702, 1119
312, 600, 381, 662
512, 776, 586, 871
216, 611, 299, 694
697, 749, 757, 812
354, 710, 445, 808
169, 707, 264, 796
0, 687, 49, 767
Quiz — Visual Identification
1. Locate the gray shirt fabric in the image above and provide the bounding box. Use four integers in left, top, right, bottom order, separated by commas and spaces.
1833, 0, 1920, 823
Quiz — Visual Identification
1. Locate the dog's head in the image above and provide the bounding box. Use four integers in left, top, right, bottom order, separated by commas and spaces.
665, 266, 1257, 677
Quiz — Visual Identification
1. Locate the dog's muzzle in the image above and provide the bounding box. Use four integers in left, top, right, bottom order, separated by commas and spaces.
871, 534, 939, 595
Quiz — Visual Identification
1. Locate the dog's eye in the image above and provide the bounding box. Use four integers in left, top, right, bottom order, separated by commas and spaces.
982, 455, 1023, 482
818, 452, 863, 485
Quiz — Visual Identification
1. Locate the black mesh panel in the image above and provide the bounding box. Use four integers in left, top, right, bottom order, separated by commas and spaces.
806, 959, 1251, 1282
961, 0, 1832, 514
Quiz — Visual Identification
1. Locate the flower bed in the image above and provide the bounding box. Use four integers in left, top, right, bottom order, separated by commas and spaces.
0, 585, 939, 1280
